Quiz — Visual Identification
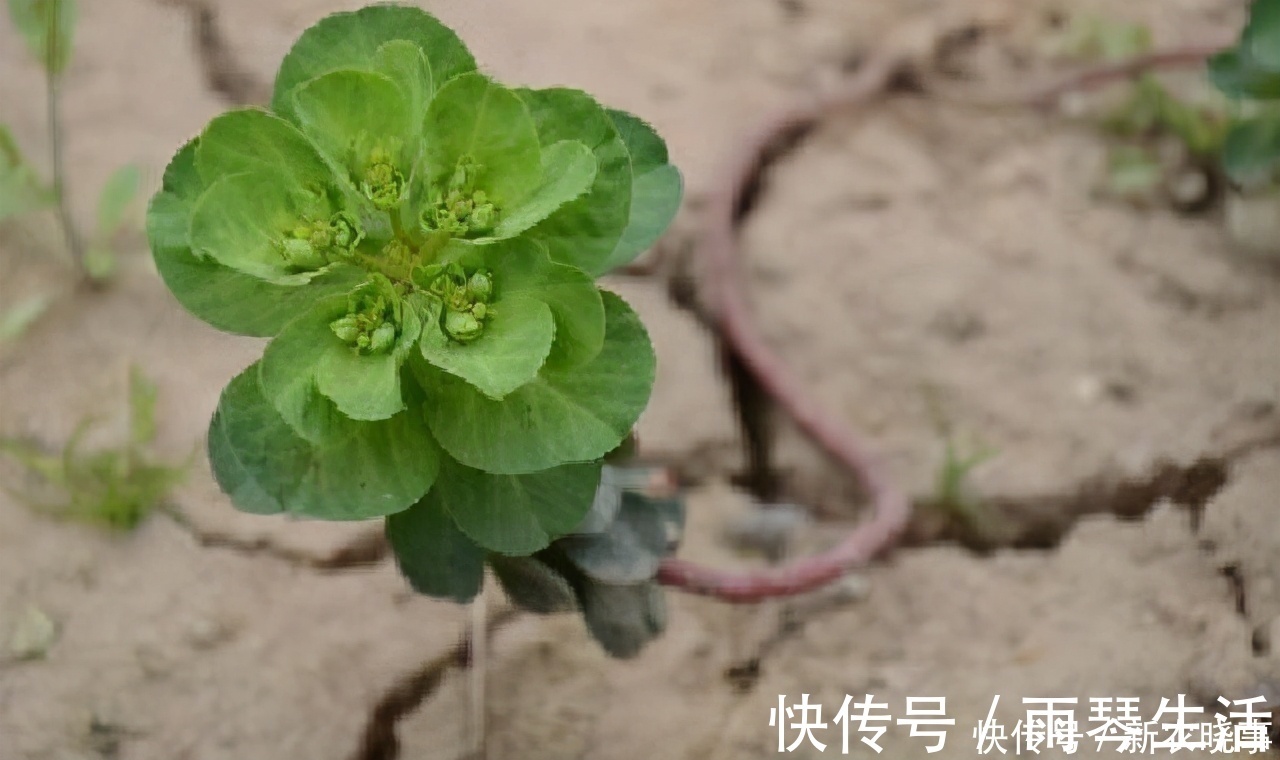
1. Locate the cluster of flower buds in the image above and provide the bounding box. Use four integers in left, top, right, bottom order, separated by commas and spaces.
360, 145, 406, 211
275, 211, 363, 271
421, 262, 494, 343
420, 156, 498, 237
330, 274, 405, 355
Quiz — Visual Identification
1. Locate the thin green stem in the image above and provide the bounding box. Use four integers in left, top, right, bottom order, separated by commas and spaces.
45, 9, 86, 278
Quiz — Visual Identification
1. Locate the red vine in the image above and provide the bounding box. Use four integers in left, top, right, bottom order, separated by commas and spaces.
654, 41, 1224, 603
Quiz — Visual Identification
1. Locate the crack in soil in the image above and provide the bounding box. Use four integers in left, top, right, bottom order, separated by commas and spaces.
110, 12, 1280, 750
163, 506, 389, 570
156, 0, 269, 106
348, 607, 522, 760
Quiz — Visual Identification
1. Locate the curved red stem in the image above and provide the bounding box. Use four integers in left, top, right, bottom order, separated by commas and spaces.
653, 40, 1224, 603
655, 54, 912, 603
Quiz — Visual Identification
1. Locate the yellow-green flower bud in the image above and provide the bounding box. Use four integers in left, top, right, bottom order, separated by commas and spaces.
467, 271, 493, 302
361, 148, 405, 211
369, 322, 397, 354
279, 237, 326, 270
468, 202, 497, 234
330, 315, 362, 343
444, 309, 483, 343
329, 212, 362, 253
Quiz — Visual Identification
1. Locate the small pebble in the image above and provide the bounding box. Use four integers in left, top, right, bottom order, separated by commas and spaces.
8, 604, 58, 661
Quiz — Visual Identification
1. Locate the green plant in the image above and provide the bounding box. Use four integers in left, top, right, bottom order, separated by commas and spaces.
4, 0, 141, 281
1210, 0, 1280, 187
147, 5, 683, 656
924, 393, 997, 526
0, 292, 52, 344
1049, 13, 1153, 63
0, 368, 189, 530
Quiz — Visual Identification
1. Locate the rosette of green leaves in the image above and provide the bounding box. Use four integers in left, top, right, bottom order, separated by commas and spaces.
1209, 0, 1280, 185
147, 5, 682, 578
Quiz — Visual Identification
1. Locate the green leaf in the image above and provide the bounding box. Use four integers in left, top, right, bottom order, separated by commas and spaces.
0, 293, 51, 343
291, 69, 412, 184
433, 456, 602, 555
371, 40, 432, 143
607, 165, 682, 271
271, 4, 474, 124
489, 554, 577, 613
83, 247, 116, 282
488, 140, 597, 240
147, 140, 364, 337
609, 109, 670, 172
1104, 144, 1164, 200
0, 124, 53, 222
520, 88, 632, 274
188, 171, 333, 284
1244, 0, 1280, 72
207, 366, 315, 516
420, 74, 542, 210
601, 109, 683, 272
387, 493, 485, 602
1209, 49, 1280, 100
561, 491, 682, 584
208, 364, 439, 520
96, 164, 140, 238
260, 295, 419, 427
194, 109, 333, 192
8, 0, 76, 75
1223, 117, 1280, 184
418, 294, 555, 400
580, 580, 666, 659
128, 366, 158, 447
425, 290, 654, 474
454, 237, 606, 369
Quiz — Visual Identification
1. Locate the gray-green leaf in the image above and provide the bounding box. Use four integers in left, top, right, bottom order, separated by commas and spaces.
580, 580, 666, 659
561, 491, 683, 584
489, 554, 577, 613
601, 109, 683, 273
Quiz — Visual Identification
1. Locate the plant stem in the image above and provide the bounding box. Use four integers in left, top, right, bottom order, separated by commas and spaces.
655, 39, 1233, 603
46, 65, 85, 275
466, 590, 488, 760
660, 52, 911, 603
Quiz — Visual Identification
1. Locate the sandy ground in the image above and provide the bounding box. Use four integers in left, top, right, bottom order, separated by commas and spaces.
3, 0, 1280, 758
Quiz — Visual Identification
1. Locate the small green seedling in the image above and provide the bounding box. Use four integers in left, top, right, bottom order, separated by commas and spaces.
1096, 74, 1229, 208
148, 5, 684, 656
0, 123, 55, 223
4, 0, 142, 282
1048, 13, 1153, 63
0, 367, 189, 530
1050, 13, 1233, 209
923, 389, 998, 531
0, 292, 52, 344
934, 435, 998, 523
